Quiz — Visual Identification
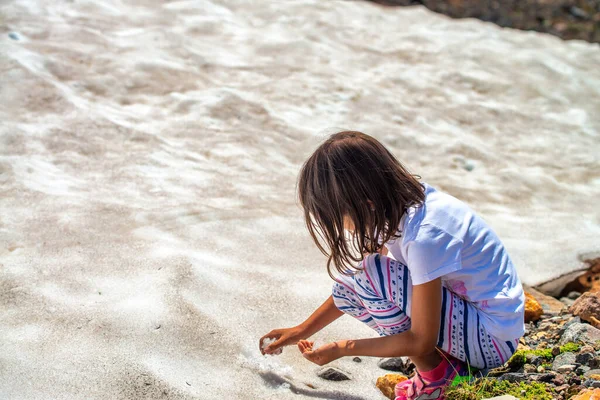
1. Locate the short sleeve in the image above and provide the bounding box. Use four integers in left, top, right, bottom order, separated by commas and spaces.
405, 224, 463, 285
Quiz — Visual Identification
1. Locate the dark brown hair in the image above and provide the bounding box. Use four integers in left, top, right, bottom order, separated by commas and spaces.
298, 131, 425, 278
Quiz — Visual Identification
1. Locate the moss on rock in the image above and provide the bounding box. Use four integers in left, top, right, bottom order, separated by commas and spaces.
445, 378, 552, 400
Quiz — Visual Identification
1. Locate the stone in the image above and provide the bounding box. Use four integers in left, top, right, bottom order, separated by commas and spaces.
524, 286, 566, 316
497, 373, 527, 383
578, 353, 596, 366
581, 345, 596, 353
376, 374, 407, 399
570, 291, 583, 300
553, 352, 577, 371
377, 357, 414, 375
8, 32, 20, 41
317, 367, 350, 381
579, 366, 593, 375
553, 374, 566, 386
552, 346, 562, 357
570, 292, 600, 329
352, 357, 362, 363
561, 323, 600, 347
526, 354, 542, 366
525, 292, 543, 322
531, 373, 556, 383
584, 370, 600, 379
524, 363, 537, 373
483, 396, 519, 400
571, 388, 600, 400
557, 364, 577, 373
562, 297, 576, 306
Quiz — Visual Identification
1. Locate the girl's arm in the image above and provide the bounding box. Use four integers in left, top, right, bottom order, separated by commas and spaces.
301, 278, 442, 364
260, 295, 343, 355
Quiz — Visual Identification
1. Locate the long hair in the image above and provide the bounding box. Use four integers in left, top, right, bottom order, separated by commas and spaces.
298, 131, 425, 278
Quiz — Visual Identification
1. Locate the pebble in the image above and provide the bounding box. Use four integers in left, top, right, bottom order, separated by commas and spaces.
577, 352, 595, 366
8, 32, 20, 41
580, 345, 595, 353
352, 357, 362, 363
553, 374, 566, 386
497, 373, 527, 383
530, 373, 555, 383
568, 291, 582, 300
553, 352, 576, 371
524, 363, 537, 373
584, 369, 600, 379
561, 322, 600, 346
557, 364, 577, 373
317, 367, 351, 381
377, 357, 414, 374
463, 161, 475, 171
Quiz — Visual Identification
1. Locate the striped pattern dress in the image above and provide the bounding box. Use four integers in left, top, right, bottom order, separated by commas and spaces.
332, 254, 519, 369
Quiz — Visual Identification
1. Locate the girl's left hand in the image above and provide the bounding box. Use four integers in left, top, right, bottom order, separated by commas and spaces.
297, 339, 347, 366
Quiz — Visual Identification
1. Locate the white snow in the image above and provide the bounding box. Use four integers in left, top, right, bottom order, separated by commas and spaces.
0, 0, 599, 398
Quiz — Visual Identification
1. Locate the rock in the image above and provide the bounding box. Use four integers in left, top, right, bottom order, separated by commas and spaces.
525, 292, 544, 322
526, 354, 542, 366
553, 373, 566, 386
377, 357, 414, 375
562, 297, 576, 306
581, 345, 596, 353
561, 323, 600, 347
8, 32, 20, 41
579, 366, 593, 375
570, 292, 600, 329
376, 374, 407, 399
352, 357, 362, 363
497, 373, 527, 383
553, 352, 577, 371
584, 370, 600, 379
317, 367, 350, 381
571, 388, 600, 400
525, 286, 566, 317
483, 396, 519, 400
524, 363, 537, 373
552, 346, 562, 357
578, 353, 596, 366
570, 291, 583, 300
584, 379, 600, 388
531, 373, 556, 383
557, 364, 577, 373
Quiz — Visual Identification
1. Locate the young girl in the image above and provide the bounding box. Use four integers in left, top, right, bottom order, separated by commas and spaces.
259, 131, 525, 400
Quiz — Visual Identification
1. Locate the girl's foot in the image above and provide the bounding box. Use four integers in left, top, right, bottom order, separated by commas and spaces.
394, 356, 469, 400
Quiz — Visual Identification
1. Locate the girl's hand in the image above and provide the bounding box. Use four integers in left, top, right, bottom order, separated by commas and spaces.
297, 339, 347, 366
259, 326, 304, 355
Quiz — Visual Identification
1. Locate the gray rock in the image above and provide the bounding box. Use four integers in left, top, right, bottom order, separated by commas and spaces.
525, 353, 543, 366
377, 357, 414, 374
577, 365, 592, 375
497, 373, 527, 383
530, 373, 556, 383
352, 357, 362, 363
568, 291, 582, 300
552, 352, 576, 371
556, 364, 577, 373
560, 322, 600, 346
483, 396, 519, 400
583, 379, 600, 388
317, 367, 350, 381
8, 32, 20, 41
560, 297, 575, 306
584, 369, 600, 379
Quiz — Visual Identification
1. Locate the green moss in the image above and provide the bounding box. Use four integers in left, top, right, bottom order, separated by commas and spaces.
559, 342, 580, 353
506, 342, 581, 369
445, 378, 552, 400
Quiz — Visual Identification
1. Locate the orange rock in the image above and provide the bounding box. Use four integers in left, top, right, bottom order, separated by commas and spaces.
571, 388, 600, 400
376, 373, 408, 400
525, 292, 543, 322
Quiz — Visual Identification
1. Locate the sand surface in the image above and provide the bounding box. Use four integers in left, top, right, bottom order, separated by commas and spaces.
1, 0, 599, 399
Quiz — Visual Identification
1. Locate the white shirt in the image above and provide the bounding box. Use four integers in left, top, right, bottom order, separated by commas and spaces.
385, 183, 525, 340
